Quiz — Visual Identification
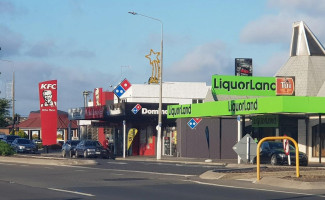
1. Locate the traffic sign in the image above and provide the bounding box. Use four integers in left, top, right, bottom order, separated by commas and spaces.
232, 134, 257, 163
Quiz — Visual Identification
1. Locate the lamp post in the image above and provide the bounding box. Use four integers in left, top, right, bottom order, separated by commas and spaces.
0, 59, 15, 132
128, 11, 163, 160
82, 90, 92, 108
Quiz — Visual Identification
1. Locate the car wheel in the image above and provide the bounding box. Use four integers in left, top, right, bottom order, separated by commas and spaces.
271, 154, 278, 165
83, 150, 87, 158
62, 150, 66, 158
69, 150, 73, 158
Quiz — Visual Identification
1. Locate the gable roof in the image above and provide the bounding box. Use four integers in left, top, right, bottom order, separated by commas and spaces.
17, 110, 78, 129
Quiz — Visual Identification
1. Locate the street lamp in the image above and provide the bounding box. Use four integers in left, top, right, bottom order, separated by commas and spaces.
82, 90, 92, 108
0, 58, 15, 132
129, 11, 164, 160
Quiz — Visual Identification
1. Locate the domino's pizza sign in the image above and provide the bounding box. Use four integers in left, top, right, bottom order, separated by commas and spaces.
187, 118, 202, 129
132, 104, 142, 114
114, 78, 131, 98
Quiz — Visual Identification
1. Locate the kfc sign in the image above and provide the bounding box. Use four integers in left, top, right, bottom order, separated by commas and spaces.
38, 80, 58, 146
40, 84, 57, 90
39, 81, 58, 111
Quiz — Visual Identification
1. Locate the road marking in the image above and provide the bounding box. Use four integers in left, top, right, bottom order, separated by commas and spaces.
107, 161, 128, 165
186, 180, 325, 198
48, 188, 95, 197
0, 163, 16, 166
236, 178, 256, 182
143, 162, 215, 168
64, 165, 195, 178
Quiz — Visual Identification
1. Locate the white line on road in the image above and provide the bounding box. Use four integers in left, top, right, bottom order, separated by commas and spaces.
48, 187, 95, 197
186, 180, 325, 198
64, 165, 195, 178
107, 161, 128, 165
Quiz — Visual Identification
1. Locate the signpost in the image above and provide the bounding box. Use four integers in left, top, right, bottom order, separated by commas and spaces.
283, 134, 291, 165
232, 134, 257, 163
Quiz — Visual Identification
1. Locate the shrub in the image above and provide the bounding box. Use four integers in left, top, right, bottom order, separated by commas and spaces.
36, 142, 43, 150
0, 141, 15, 156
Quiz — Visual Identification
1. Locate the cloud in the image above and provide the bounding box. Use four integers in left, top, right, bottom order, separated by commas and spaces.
241, 1, 325, 46
67, 50, 96, 58
240, 14, 293, 45
0, 0, 18, 15
25, 40, 58, 57
254, 51, 289, 77
0, 25, 24, 57
165, 41, 233, 84
268, 0, 325, 17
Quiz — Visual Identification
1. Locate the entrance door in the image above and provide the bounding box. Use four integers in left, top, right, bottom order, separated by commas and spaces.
312, 124, 325, 157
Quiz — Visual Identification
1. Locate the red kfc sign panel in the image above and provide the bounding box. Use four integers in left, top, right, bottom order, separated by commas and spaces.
39, 80, 58, 145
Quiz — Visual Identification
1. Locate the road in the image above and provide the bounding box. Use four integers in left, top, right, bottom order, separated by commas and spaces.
0, 159, 324, 199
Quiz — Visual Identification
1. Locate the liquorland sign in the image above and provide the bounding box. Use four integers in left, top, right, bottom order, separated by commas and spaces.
212, 75, 295, 96
168, 96, 325, 119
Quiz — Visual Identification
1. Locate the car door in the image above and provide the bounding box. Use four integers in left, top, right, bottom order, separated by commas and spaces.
76, 140, 85, 156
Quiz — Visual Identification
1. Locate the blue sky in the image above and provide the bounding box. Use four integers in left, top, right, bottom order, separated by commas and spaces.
1, 0, 325, 116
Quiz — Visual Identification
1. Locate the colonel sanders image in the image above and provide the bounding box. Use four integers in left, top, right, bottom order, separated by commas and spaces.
41, 90, 57, 107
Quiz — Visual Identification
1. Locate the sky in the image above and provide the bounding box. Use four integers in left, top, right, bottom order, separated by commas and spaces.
1, 0, 325, 117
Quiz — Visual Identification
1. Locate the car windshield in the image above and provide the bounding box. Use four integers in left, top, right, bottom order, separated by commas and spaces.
7, 136, 19, 140
85, 141, 101, 147
71, 141, 80, 146
269, 142, 295, 150
17, 139, 31, 144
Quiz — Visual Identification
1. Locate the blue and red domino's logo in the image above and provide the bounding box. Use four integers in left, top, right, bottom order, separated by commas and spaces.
114, 79, 131, 98
132, 104, 142, 114
188, 118, 202, 129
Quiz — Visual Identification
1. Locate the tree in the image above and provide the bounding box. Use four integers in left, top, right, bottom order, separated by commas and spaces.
0, 98, 11, 127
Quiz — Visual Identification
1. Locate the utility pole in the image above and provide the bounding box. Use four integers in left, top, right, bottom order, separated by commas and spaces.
12, 71, 15, 132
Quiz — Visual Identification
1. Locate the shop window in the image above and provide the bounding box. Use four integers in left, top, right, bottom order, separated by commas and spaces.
192, 99, 203, 104
57, 130, 64, 141
312, 123, 325, 157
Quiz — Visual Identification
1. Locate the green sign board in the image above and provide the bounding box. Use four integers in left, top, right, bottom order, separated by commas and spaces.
167, 96, 325, 119
212, 75, 276, 96
252, 115, 279, 127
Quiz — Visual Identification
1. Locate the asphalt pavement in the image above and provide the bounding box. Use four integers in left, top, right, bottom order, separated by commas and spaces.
1, 150, 325, 190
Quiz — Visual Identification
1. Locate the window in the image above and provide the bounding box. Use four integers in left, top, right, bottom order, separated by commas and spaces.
312, 123, 325, 157
192, 99, 203, 104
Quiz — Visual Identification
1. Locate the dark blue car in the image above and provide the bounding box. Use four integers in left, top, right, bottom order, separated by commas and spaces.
75, 140, 108, 158
11, 138, 38, 154
61, 140, 80, 158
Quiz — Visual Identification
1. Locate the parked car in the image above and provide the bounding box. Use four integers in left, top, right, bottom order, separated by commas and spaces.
11, 138, 38, 154
61, 140, 80, 158
75, 140, 108, 158
0, 133, 6, 141
260, 141, 308, 166
3, 135, 20, 144
32, 139, 42, 144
